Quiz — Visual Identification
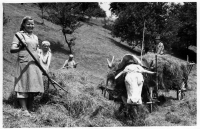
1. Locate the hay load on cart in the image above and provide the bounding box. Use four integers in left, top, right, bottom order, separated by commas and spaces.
142, 53, 194, 99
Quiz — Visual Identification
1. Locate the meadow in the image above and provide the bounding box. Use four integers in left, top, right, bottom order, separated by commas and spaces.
3, 3, 197, 127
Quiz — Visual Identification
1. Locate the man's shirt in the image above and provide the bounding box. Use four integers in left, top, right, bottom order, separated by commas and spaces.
156, 42, 164, 55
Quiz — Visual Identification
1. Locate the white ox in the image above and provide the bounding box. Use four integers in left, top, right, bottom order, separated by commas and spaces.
115, 63, 155, 104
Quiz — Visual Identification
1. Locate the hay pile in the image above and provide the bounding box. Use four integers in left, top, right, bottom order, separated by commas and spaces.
41, 69, 124, 127
143, 53, 188, 90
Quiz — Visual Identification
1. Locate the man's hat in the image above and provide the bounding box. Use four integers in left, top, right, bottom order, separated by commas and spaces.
155, 35, 161, 40
69, 54, 74, 58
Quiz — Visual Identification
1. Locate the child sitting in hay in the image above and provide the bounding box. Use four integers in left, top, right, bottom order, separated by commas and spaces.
143, 53, 188, 91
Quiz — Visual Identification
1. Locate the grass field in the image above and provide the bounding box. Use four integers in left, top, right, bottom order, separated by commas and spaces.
3, 3, 197, 127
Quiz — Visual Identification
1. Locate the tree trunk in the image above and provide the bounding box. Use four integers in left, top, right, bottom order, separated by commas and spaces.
42, 8, 44, 24
63, 33, 72, 54
141, 20, 146, 61
186, 41, 189, 57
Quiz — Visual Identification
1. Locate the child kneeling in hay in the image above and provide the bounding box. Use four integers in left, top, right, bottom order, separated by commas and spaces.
62, 54, 78, 69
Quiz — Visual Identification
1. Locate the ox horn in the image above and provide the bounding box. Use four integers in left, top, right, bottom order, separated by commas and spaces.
107, 59, 112, 68
111, 56, 115, 64
107, 56, 115, 68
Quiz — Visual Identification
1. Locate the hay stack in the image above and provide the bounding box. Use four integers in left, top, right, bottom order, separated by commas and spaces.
143, 53, 188, 90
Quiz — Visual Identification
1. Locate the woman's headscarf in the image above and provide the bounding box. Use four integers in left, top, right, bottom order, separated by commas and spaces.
20, 16, 33, 31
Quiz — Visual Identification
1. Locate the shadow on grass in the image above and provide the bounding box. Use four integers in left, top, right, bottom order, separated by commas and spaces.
3, 91, 20, 109
156, 95, 180, 107
38, 38, 71, 55
102, 24, 112, 31
107, 37, 141, 56
85, 21, 99, 27
50, 41, 71, 55
3, 85, 59, 111
172, 49, 197, 63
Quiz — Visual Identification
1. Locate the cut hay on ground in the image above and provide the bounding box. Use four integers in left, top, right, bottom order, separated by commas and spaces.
143, 53, 188, 90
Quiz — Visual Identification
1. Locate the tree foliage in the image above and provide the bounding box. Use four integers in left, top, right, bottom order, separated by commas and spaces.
110, 3, 169, 50
40, 2, 106, 28
110, 2, 197, 53
177, 2, 197, 49
37, 3, 49, 24
80, 2, 106, 18
163, 2, 197, 52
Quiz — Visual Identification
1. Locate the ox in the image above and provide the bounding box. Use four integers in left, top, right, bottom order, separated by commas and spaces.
106, 54, 155, 104
115, 64, 155, 104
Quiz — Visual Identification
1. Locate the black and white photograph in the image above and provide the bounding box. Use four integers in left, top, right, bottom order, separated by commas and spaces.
2, 0, 198, 127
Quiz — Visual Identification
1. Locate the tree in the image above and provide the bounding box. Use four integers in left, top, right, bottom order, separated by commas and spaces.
110, 2, 197, 55
46, 3, 80, 53
110, 2, 128, 16
163, 2, 196, 53
45, 2, 106, 54
177, 2, 197, 50
110, 2, 169, 53
38, 3, 49, 24
93, 8, 106, 18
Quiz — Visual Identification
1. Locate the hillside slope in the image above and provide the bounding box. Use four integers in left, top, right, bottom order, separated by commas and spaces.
3, 3, 142, 99
3, 3, 197, 127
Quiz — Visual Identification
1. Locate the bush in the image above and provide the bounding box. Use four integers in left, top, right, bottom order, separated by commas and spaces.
103, 24, 113, 31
